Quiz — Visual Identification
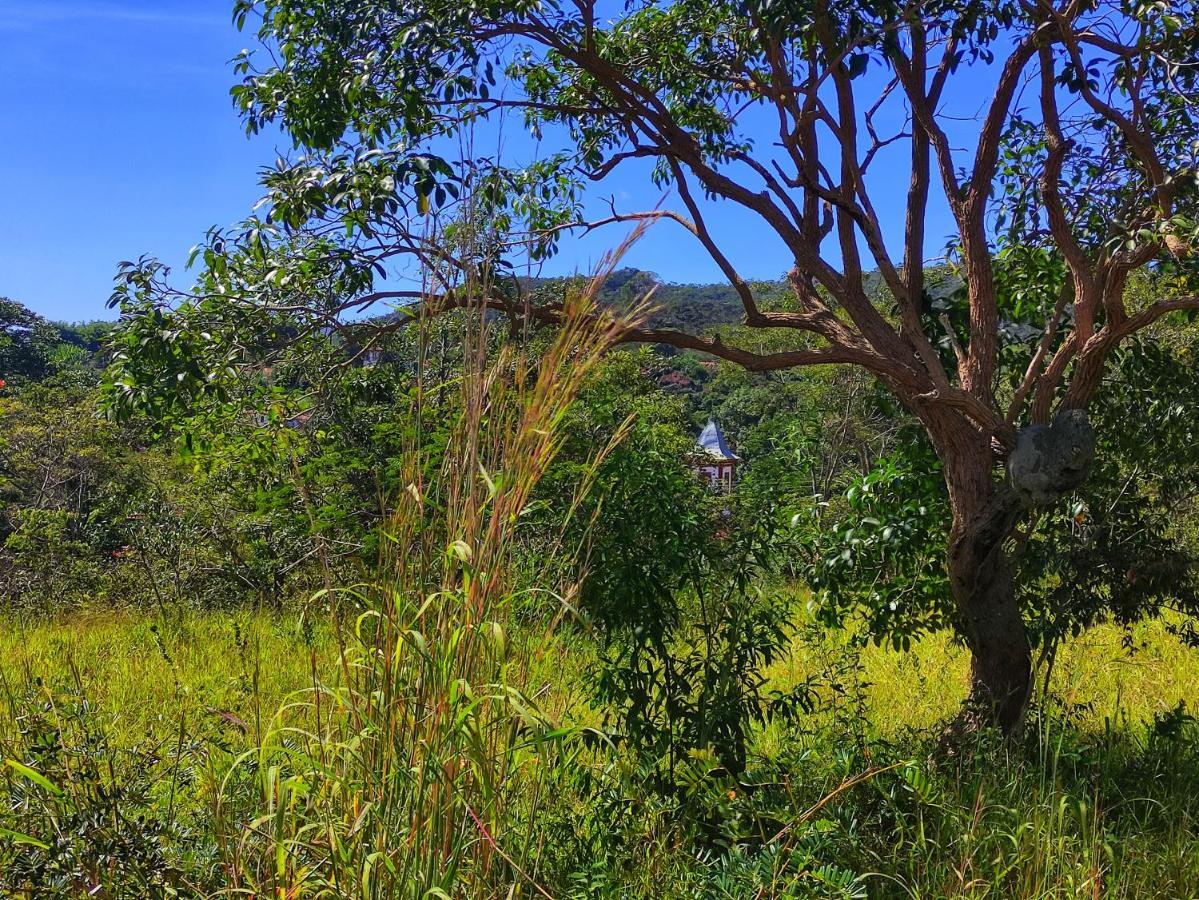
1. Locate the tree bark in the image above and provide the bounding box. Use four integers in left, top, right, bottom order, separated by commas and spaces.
934, 410, 1096, 735
947, 486, 1030, 734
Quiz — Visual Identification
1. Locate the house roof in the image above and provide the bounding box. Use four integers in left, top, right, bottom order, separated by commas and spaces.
697, 418, 738, 461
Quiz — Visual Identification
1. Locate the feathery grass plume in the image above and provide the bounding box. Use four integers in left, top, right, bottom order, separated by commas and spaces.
214, 227, 654, 899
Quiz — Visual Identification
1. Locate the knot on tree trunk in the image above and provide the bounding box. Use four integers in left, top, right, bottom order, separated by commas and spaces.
1007, 410, 1095, 508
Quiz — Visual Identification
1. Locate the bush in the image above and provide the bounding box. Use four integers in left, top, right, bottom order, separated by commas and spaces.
0, 680, 213, 898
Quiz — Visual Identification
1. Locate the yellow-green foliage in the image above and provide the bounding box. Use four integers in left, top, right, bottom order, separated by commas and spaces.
0, 610, 334, 748
5, 608, 1199, 898
7, 609, 1198, 754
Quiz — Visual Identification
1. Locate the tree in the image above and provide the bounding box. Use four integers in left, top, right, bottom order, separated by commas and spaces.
808, 330, 1199, 668
0, 299, 62, 385
111, 0, 1199, 731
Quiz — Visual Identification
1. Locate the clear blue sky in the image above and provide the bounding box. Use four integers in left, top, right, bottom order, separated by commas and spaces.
1, 0, 974, 322
0, 1, 285, 321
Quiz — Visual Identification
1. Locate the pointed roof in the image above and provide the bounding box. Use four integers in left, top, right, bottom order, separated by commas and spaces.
697, 418, 738, 461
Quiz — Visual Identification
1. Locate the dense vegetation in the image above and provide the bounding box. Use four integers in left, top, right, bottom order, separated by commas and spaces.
6, 266, 1199, 896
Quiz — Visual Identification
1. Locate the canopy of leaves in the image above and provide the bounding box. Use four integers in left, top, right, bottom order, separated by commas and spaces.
0, 299, 68, 385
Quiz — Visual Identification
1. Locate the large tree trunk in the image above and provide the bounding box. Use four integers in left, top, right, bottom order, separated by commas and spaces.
947, 487, 1030, 734
934, 409, 1096, 735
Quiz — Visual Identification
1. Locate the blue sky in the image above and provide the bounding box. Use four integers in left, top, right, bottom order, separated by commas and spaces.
0, 0, 974, 322
0, 1, 286, 321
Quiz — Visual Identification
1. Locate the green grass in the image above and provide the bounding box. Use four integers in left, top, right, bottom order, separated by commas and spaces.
0, 608, 335, 750
6, 609, 1196, 752
763, 613, 1199, 739
7, 608, 1199, 762
4, 608, 1199, 897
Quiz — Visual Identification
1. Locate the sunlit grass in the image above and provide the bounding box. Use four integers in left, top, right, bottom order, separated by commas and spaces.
4, 605, 1199, 897
756, 608, 1199, 739
0, 608, 335, 749
6, 607, 1199, 748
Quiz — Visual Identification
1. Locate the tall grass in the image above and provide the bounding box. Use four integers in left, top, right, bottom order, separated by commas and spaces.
214, 245, 650, 898
858, 709, 1199, 898
6, 604, 1199, 895
0, 610, 328, 897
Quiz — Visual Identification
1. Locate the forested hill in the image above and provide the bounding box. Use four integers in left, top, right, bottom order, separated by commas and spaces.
534, 267, 760, 332
555, 268, 893, 332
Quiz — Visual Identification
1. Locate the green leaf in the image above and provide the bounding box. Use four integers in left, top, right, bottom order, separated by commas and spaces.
0, 827, 49, 850
5, 759, 62, 795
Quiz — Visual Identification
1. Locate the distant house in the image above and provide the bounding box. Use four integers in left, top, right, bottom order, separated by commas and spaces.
693, 419, 738, 491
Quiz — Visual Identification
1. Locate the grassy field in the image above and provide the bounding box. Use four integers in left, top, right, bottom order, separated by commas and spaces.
3, 607, 1199, 897
6, 608, 1195, 748
0, 609, 336, 750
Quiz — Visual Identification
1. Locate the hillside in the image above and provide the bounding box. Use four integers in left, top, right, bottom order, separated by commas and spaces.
530, 267, 758, 332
